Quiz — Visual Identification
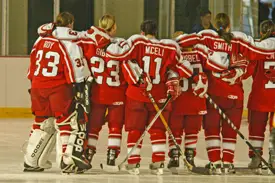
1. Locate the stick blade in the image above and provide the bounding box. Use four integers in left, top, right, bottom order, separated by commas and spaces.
191, 166, 211, 175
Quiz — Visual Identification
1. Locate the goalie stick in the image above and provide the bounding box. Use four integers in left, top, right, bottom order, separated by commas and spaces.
205, 93, 275, 174
147, 92, 211, 175
100, 95, 172, 172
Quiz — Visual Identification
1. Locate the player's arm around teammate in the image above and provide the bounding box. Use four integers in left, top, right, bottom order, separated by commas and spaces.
99, 20, 193, 175
167, 32, 209, 173
78, 14, 127, 170
175, 13, 250, 174
25, 12, 91, 174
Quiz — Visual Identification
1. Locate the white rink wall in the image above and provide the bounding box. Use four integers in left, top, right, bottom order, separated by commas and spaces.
0, 57, 252, 115
0, 57, 31, 108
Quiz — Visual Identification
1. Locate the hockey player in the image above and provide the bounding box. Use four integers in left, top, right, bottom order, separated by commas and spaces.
175, 13, 261, 174
169, 31, 240, 172
168, 32, 208, 172
103, 20, 193, 175
25, 12, 91, 173
243, 20, 275, 173
77, 14, 127, 169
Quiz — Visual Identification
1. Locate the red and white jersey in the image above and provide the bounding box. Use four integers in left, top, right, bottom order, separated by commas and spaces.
173, 49, 207, 115
176, 30, 275, 62
245, 41, 275, 111
106, 34, 193, 103
79, 35, 127, 105
28, 27, 84, 88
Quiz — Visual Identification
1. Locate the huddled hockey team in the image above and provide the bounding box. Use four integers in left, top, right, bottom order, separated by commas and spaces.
23, 11, 275, 175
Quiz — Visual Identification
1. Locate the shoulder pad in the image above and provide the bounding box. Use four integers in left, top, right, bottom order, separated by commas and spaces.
256, 37, 275, 49
160, 39, 180, 50
85, 26, 111, 48
127, 34, 146, 42
52, 27, 79, 40
197, 29, 218, 36
231, 31, 248, 39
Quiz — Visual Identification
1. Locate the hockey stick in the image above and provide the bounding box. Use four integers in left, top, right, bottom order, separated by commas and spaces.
113, 95, 172, 171
147, 92, 210, 175
270, 112, 275, 150
205, 93, 275, 174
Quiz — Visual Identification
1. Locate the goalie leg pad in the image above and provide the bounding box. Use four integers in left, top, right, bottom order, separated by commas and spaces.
24, 117, 56, 169
56, 109, 90, 170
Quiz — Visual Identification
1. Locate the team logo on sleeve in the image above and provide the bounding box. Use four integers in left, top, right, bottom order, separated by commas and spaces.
198, 110, 207, 115
228, 95, 238, 99
112, 101, 124, 106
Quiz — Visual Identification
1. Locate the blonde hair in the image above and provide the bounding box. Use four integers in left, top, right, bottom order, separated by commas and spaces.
172, 31, 184, 39
56, 12, 74, 27
99, 14, 116, 32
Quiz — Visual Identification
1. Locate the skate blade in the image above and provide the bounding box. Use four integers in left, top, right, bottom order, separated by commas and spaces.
168, 167, 179, 174
127, 168, 140, 175
151, 168, 164, 175
100, 163, 119, 173
23, 168, 44, 172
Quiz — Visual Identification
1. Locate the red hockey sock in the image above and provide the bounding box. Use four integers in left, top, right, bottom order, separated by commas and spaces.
108, 128, 122, 157
56, 115, 72, 153
150, 129, 166, 163
205, 133, 221, 163
185, 133, 198, 156
248, 110, 268, 157
127, 130, 142, 164
168, 130, 182, 151
87, 128, 101, 151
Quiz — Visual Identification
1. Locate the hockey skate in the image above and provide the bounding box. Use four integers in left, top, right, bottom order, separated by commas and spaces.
185, 148, 196, 167
60, 160, 86, 174
248, 149, 262, 175
23, 162, 44, 172
125, 163, 140, 175
223, 163, 236, 174
205, 162, 222, 175
268, 149, 275, 175
167, 149, 180, 174
84, 148, 96, 166
149, 161, 164, 175
100, 149, 119, 172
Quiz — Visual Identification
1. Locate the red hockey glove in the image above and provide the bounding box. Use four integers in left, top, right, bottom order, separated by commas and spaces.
265, 69, 275, 83
230, 53, 248, 68
138, 73, 153, 96
193, 73, 208, 98
37, 23, 55, 37
166, 78, 181, 100
220, 68, 245, 85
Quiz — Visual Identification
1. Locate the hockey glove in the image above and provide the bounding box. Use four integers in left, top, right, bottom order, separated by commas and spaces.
166, 78, 181, 100
73, 82, 85, 104
38, 23, 55, 37
193, 73, 208, 98
265, 69, 275, 83
138, 73, 153, 96
220, 68, 245, 85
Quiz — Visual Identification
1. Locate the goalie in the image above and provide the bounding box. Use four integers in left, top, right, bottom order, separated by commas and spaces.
24, 12, 91, 173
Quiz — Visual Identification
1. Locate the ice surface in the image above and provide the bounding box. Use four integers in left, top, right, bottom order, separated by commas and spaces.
0, 118, 275, 183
